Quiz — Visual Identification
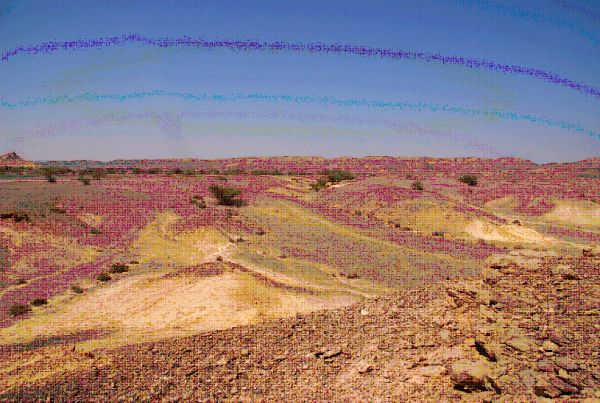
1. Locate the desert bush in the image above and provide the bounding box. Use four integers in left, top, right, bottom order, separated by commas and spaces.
0, 212, 29, 222
411, 181, 424, 191
110, 264, 129, 273
50, 206, 67, 214
9, 304, 30, 316
96, 273, 112, 282
209, 185, 244, 206
459, 175, 478, 186
90, 228, 102, 235
71, 285, 84, 294
190, 195, 207, 208
310, 177, 329, 191
16, 278, 27, 285
223, 169, 245, 175
31, 298, 48, 306
78, 175, 91, 185
432, 231, 445, 237
322, 170, 355, 183
44, 170, 56, 183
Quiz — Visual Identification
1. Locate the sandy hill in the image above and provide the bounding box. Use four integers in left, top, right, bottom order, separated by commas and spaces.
0, 152, 37, 168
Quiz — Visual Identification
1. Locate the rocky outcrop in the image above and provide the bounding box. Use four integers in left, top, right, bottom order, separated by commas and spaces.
2, 251, 598, 401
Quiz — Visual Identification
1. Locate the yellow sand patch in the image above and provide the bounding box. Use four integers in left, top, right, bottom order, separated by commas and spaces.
367, 199, 472, 237
543, 200, 600, 228
484, 195, 518, 212
0, 226, 28, 247
465, 219, 556, 244
266, 186, 313, 201
0, 266, 351, 349
131, 211, 229, 267
77, 213, 103, 227
0, 226, 99, 275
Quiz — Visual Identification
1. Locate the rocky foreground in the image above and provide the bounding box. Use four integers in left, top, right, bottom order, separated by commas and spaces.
3, 249, 599, 401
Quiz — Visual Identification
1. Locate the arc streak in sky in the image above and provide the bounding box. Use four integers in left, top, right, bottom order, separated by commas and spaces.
1, 34, 600, 100
1, 90, 598, 140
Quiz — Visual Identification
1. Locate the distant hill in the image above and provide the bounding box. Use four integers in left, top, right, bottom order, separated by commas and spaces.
38, 156, 539, 173
0, 152, 38, 168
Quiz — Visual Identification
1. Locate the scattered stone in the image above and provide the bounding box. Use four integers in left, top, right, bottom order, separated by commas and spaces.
542, 340, 559, 352
215, 356, 229, 366
533, 379, 562, 398
416, 365, 446, 378
357, 362, 373, 374
407, 375, 426, 385
448, 360, 498, 393
481, 268, 501, 285
554, 357, 578, 372
551, 264, 579, 280
549, 377, 579, 394
547, 332, 569, 346
536, 360, 557, 372
322, 348, 342, 359
506, 337, 537, 352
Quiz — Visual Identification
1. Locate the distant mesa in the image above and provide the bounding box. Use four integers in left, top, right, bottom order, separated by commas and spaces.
0, 151, 38, 167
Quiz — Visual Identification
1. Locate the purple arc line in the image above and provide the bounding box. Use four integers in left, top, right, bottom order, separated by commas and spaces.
1, 34, 600, 100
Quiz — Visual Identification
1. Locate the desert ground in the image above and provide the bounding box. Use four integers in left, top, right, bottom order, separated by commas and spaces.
0, 152, 598, 401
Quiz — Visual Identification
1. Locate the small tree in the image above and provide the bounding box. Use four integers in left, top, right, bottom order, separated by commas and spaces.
310, 177, 329, 191
459, 175, 478, 186
323, 170, 355, 183
411, 181, 424, 191
97, 273, 112, 282
31, 298, 48, 306
78, 175, 91, 185
209, 185, 244, 206
9, 304, 30, 316
71, 285, 84, 294
44, 170, 56, 183
190, 195, 207, 208
110, 263, 129, 273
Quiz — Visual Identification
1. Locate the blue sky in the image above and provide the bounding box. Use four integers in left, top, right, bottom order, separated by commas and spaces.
1, 0, 599, 162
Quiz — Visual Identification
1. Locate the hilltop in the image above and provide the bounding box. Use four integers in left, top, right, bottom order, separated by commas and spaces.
0, 152, 37, 168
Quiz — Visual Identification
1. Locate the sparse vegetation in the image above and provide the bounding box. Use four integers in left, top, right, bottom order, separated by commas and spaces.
432, 231, 445, 237
44, 170, 57, 183
97, 273, 112, 282
90, 227, 102, 235
31, 298, 48, 306
190, 195, 207, 208
459, 175, 478, 186
411, 181, 424, 191
78, 175, 91, 185
321, 170, 356, 183
71, 285, 84, 294
110, 264, 129, 273
209, 185, 244, 206
310, 177, 329, 191
9, 304, 30, 316
0, 211, 30, 222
